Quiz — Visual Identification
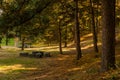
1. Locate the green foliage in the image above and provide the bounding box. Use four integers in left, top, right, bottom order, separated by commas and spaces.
1, 38, 14, 46
0, 0, 102, 44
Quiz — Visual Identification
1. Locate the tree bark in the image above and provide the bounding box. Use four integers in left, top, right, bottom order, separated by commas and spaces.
95, 0, 99, 33
21, 37, 25, 51
90, 0, 99, 53
64, 25, 67, 47
58, 20, 63, 54
75, 0, 82, 60
6, 31, 9, 46
0, 36, 2, 48
101, 0, 116, 72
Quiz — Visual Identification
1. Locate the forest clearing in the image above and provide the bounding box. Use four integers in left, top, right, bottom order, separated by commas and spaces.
0, 33, 120, 80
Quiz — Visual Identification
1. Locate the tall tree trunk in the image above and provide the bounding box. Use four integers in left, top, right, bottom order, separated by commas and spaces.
75, 0, 82, 60
48, 36, 51, 46
64, 25, 67, 47
101, 0, 116, 72
95, 0, 99, 33
6, 31, 9, 46
14, 37, 18, 47
90, 0, 99, 54
21, 37, 25, 51
0, 36, 2, 48
58, 20, 63, 54
71, 24, 75, 43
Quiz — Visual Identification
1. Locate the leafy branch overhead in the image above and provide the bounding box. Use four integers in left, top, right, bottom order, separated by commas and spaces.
0, 0, 56, 27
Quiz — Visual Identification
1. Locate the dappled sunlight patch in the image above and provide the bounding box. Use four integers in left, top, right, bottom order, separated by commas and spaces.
45, 49, 59, 52
62, 47, 75, 52
25, 48, 42, 51
35, 74, 48, 79
0, 64, 37, 74
81, 44, 93, 50
81, 42, 101, 50
2, 46, 19, 51
25, 45, 76, 52
27, 46, 58, 50
81, 33, 92, 41
68, 67, 82, 72
57, 55, 70, 61
81, 39, 93, 44
57, 57, 66, 61
25, 46, 60, 52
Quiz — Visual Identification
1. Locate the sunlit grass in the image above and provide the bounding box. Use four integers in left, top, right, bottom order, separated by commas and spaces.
0, 51, 45, 80
2, 38, 14, 46
0, 64, 37, 74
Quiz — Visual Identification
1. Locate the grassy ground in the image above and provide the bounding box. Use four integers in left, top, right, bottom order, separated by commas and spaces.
0, 33, 120, 80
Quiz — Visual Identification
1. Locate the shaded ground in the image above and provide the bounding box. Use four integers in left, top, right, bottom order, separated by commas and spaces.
0, 49, 101, 80
0, 33, 120, 80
